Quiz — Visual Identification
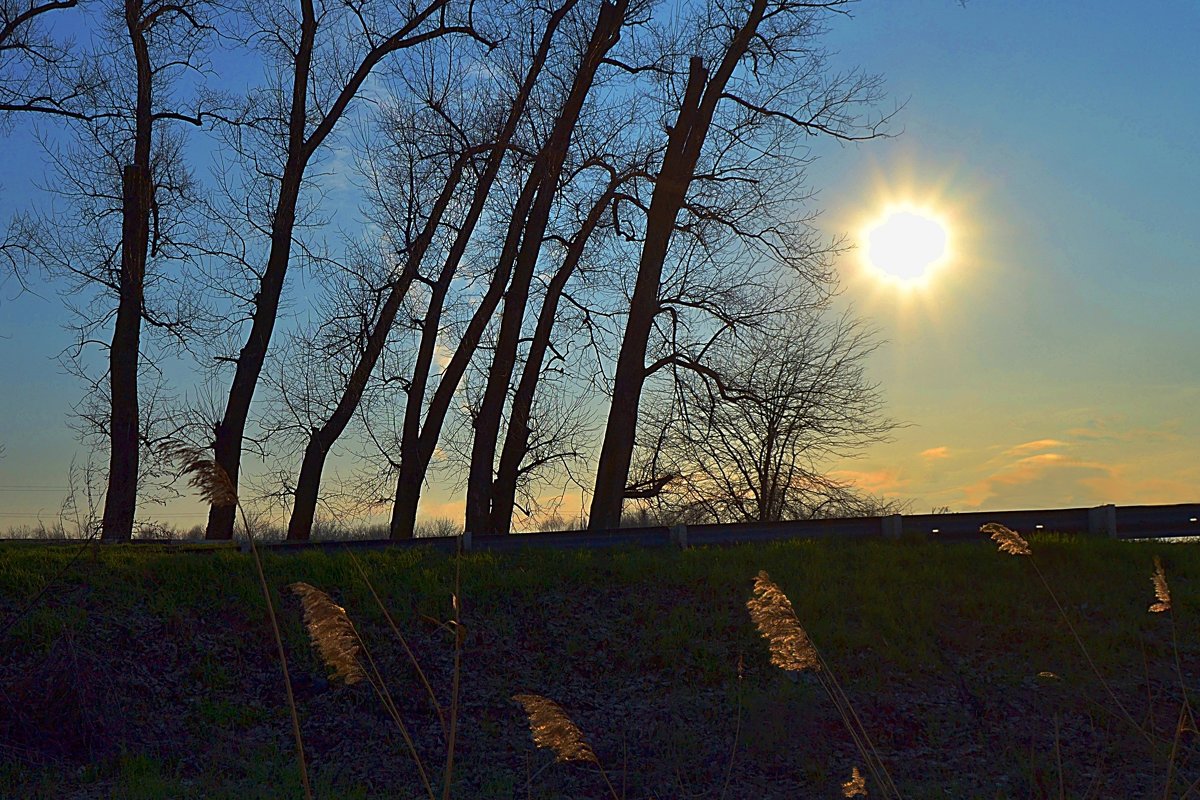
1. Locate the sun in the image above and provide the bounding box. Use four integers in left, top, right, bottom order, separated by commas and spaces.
862, 206, 950, 285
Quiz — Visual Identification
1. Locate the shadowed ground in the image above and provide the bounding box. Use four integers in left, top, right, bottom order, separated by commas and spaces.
1, 536, 1197, 798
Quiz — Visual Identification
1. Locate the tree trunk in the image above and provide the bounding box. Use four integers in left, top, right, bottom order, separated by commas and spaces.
587, 57, 707, 532
287, 435, 327, 539
101, 2, 153, 542
101, 163, 150, 542
206, 172, 303, 539
463, 0, 625, 535
206, 0, 456, 538
388, 431, 427, 537
588, 0, 769, 530
387, 123, 546, 539
206, 0, 316, 539
490, 184, 615, 534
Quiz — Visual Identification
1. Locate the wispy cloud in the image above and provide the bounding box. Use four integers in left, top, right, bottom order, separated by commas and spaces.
961, 453, 1116, 509
829, 468, 909, 497
1003, 439, 1069, 457
919, 446, 951, 461
1066, 417, 1182, 443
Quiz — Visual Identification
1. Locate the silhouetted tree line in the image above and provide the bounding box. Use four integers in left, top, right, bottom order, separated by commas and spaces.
1, 0, 899, 541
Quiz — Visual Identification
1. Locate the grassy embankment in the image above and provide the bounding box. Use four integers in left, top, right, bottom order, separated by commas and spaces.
1, 533, 1198, 798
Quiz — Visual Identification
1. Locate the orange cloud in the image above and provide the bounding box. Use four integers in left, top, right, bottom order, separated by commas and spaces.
961, 453, 1116, 509
829, 468, 909, 497
920, 446, 951, 461
1003, 439, 1069, 457
417, 496, 464, 524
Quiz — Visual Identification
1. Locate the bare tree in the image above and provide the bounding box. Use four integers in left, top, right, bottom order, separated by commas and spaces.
270, 0, 577, 540
24, 0, 219, 541
631, 312, 899, 524
384, 0, 631, 538
588, 0, 889, 530
487, 152, 645, 534
201, 0, 485, 539
461, 0, 628, 535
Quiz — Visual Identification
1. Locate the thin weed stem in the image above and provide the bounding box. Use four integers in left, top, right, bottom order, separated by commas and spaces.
345, 547, 447, 737
1028, 558, 1155, 747
1054, 713, 1064, 800
354, 626, 436, 800
1162, 702, 1185, 800
441, 541, 465, 800
718, 657, 744, 800
596, 761, 620, 800
814, 647, 900, 799
1162, 610, 1194, 800
242, 507, 312, 800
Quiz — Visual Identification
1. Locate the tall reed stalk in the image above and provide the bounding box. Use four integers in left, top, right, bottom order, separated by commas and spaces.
747, 569, 900, 799
163, 443, 312, 800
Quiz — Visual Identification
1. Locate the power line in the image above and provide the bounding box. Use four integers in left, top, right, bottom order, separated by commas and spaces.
0, 512, 205, 518
0, 486, 70, 491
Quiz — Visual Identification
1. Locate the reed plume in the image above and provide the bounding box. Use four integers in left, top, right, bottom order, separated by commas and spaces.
161, 443, 237, 508
512, 693, 598, 764
290, 582, 367, 685
746, 571, 900, 798
1150, 556, 1171, 613
842, 766, 868, 797
746, 570, 819, 672
982, 522, 1031, 556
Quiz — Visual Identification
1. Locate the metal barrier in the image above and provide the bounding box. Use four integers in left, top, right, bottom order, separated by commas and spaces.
13, 502, 1195, 553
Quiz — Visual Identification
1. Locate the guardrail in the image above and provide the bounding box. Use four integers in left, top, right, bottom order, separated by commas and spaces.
237, 501, 1200, 555
8, 502, 1195, 554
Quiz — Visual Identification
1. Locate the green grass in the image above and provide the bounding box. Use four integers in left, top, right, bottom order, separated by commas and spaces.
1, 533, 1198, 798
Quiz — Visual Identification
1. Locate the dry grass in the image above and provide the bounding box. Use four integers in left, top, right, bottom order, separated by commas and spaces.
284, 543, 478, 800
747, 569, 899, 798
982, 521, 1032, 556
9, 523, 1200, 797
160, 444, 238, 509
985, 522, 1165, 759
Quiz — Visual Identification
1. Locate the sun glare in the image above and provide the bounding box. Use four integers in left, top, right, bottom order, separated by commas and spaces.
863, 206, 949, 285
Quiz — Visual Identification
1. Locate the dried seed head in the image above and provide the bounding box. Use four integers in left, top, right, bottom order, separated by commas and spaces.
1150, 556, 1171, 613
161, 442, 238, 508
290, 582, 366, 685
982, 523, 1032, 556
746, 570, 820, 672
512, 693, 597, 764
842, 766, 868, 797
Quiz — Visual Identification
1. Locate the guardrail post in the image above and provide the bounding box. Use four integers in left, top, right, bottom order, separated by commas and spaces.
881, 514, 903, 540
1088, 504, 1117, 538
669, 524, 688, 549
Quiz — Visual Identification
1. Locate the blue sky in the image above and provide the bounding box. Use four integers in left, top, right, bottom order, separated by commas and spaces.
1, 0, 1197, 528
